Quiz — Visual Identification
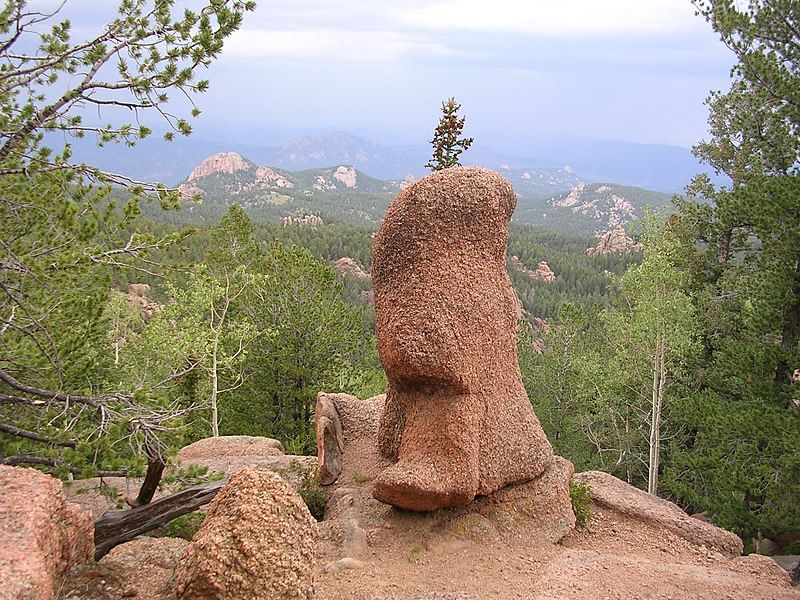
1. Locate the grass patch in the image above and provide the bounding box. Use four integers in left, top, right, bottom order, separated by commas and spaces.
570, 479, 593, 528
166, 511, 205, 540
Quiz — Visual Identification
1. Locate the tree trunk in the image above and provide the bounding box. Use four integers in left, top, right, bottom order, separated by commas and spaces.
134, 451, 165, 506
94, 479, 226, 560
648, 336, 665, 495
211, 339, 219, 437
775, 256, 800, 391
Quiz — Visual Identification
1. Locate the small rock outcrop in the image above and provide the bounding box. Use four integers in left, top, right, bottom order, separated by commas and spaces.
331, 257, 370, 280
586, 225, 642, 255
0, 466, 93, 599
573, 470, 744, 556
186, 152, 250, 181
254, 166, 294, 188
333, 165, 357, 188
176, 435, 315, 487
371, 167, 554, 511
511, 256, 556, 283
175, 467, 318, 600
127, 282, 162, 322
283, 214, 324, 229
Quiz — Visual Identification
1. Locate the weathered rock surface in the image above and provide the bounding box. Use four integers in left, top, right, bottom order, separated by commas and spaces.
371, 166, 553, 511
0, 466, 93, 600
585, 224, 642, 255
61, 537, 189, 600
316, 393, 345, 485
534, 549, 795, 600
316, 392, 389, 486
175, 467, 318, 600
177, 435, 285, 461
573, 470, 744, 556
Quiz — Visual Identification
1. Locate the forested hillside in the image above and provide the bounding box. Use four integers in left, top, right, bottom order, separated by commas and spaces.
145, 151, 672, 235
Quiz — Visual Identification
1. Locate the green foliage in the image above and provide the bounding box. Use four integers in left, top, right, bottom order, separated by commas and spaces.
161, 464, 224, 492
569, 479, 593, 528
425, 97, 474, 171
166, 512, 205, 540
0, 0, 252, 480
296, 469, 330, 521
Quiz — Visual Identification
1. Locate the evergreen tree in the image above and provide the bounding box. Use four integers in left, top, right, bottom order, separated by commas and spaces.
0, 0, 254, 491
425, 97, 474, 171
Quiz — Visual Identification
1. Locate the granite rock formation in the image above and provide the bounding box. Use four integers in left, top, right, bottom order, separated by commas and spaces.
510, 256, 557, 283
0, 466, 93, 599
370, 166, 554, 511
586, 224, 642, 255
174, 467, 317, 600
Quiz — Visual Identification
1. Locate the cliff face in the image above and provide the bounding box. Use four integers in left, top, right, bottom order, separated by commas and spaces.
186, 152, 252, 181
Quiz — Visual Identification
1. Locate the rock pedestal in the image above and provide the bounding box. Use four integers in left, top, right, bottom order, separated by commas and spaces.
370, 167, 554, 511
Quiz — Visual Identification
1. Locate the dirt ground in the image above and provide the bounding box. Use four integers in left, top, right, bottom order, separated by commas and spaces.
312, 505, 797, 600
58, 434, 800, 600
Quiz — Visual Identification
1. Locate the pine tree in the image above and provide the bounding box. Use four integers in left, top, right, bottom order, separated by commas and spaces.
425, 97, 474, 171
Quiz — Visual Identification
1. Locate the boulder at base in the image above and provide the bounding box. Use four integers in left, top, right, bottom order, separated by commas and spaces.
0, 465, 93, 600
573, 470, 743, 556
174, 467, 318, 600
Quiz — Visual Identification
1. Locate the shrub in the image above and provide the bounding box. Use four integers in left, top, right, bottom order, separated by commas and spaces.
570, 479, 593, 528
296, 468, 331, 521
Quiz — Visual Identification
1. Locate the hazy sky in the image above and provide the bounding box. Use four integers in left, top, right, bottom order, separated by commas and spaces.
63, 0, 737, 151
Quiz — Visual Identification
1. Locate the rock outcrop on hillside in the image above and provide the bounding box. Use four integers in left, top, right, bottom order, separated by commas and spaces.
551, 183, 646, 230
186, 152, 251, 181
254, 166, 294, 188
510, 256, 556, 283
333, 165, 358, 188
370, 167, 554, 511
174, 467, 318, 600
586, 224, 642, 255
283, 214, 324, 229
126, 282, 161, 322
332, 257, 370, 280
0, 466, 93, 599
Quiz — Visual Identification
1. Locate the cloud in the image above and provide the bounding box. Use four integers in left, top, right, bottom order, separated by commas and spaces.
223, 28, 460, 63
401, 0, 703, 37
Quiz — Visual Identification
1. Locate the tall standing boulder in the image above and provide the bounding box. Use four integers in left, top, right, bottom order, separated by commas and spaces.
174, 467, 317, 600
0, 466, 93, 600
371, 166, 554, 511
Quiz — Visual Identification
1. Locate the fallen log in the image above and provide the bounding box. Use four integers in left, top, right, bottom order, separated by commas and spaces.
93, 478, 227, 560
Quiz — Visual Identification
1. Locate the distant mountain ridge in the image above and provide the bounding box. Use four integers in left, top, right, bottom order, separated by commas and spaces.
64, 129, 718, 193
165, 152, 674, 235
